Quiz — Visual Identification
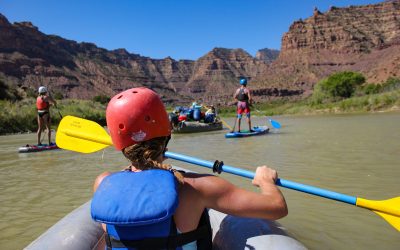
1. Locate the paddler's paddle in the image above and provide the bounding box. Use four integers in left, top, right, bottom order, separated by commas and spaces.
269, 118, 281, 129
253, 108, 281, 129
230, 117, 237, 133
54, 104, 63, 119
219, 117, 233, 131
39, 128, 47, 145
56, 115, 400, 231
47, 88, 63, 119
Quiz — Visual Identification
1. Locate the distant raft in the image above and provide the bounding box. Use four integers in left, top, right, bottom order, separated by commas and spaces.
225, 126, 269, 138
18, 143, 59, 153
173, 121, 223, 133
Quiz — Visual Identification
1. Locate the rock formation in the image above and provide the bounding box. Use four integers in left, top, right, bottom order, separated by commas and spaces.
0, 0, 399, 105
255, 48, 280, 63
273, 0, 400, 85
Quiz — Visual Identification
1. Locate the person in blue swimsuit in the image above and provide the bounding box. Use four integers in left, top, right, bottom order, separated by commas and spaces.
92, 87, 288, 250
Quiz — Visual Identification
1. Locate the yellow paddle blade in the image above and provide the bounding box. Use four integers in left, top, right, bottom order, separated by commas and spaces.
219, 118, 232, 131
56, 115, 112, 153
357, 197, 400, 231
374, 211, 400, 231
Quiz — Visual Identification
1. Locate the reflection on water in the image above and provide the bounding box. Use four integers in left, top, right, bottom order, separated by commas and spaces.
0, 112, 399, 249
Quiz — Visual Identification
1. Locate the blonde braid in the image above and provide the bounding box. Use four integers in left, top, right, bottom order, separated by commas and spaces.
122, 136, 184, 184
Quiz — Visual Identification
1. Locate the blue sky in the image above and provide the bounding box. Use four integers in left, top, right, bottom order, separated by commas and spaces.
1, 0, 384, 60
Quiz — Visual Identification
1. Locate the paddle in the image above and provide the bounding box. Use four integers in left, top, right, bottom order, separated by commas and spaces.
166, 152, 400, 231
56, 115, 400, 231
253, 108, 281, 129
54, 104, 63, 119
231, 117, 237, 133
56, 115, 111, 153
269, 119, 281, 129
219, 117, 233, 131
49, 92, 63, 119
39, 128, 47, 145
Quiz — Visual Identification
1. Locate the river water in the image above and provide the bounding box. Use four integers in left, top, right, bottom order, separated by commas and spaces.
0, 112, 399, 249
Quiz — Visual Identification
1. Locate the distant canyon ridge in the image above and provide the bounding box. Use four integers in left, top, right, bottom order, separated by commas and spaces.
0, 0, 399, 105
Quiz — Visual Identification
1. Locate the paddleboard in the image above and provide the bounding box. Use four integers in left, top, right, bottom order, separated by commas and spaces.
18, 143, 59, 153
225, 126, 269, 138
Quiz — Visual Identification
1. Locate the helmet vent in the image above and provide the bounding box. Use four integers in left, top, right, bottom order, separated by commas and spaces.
119, 123, 125, 130
144, 115, 150, 121
132, 91, 138, 94
117, 95, 123, 99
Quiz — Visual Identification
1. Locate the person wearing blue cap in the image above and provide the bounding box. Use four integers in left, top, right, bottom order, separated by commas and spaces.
233, 78, 253, 132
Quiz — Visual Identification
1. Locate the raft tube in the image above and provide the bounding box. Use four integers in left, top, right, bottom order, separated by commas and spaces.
173, 121, 223, 133
24, 201, 307, 250
18, 143, 59, 153
225, 126, 269, 138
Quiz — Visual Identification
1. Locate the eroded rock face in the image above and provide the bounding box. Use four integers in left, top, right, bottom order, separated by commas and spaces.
0, 0, 400, 105
256, 48, 280, 63
0, 15, 270, 104
183, 48, 269, 104
0, 13, 194, 103
282, 3, 400, 55
273, 1, 400, 86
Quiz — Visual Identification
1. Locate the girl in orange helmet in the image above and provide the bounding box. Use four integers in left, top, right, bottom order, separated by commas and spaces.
91, 87, 287, 250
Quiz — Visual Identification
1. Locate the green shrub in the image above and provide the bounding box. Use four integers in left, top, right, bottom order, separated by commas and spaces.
0, 80, 23, 101
0, 99, 37, 134
52, 91, 64, 100
26, 88, 37, 98
311, 71, 366, 104
361, 84, 382, 95
381, 77, 400, 92
93, 95, 111, 104
310, 82, 331, 105
0, 80, 9, 99
0, 98, 107, 134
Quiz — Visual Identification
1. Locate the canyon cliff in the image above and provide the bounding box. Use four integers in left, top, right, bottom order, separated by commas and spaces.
0, 0, 399, 105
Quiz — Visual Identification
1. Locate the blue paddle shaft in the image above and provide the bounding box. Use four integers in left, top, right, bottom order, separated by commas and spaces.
165, 151, 357, 205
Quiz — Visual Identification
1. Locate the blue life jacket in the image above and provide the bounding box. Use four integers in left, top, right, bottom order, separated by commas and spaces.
204, 114, 215, 123
91, 169, 212, 250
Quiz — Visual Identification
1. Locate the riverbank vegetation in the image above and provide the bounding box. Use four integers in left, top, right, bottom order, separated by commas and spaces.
0, 99, 107, 135
1, 72, 399, 135
218, 72, 400, 116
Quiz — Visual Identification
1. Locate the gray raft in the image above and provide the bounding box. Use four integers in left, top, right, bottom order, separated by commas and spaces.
25, 201, 307, 250
173, 121, 223, 133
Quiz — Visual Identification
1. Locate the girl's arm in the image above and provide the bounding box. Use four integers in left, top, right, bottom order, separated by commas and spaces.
186, 166, 288, 220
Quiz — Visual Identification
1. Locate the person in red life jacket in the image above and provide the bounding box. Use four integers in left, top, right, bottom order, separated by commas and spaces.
36, 86, 56, 146
233, 78, 253, 132
91, 87, 288, 250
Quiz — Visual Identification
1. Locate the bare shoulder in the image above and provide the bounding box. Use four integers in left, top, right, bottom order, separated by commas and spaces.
93, 171, 112, 192
182, 172, 235, 197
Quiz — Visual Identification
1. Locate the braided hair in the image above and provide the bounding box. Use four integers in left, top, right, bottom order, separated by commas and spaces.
122, 136, 184, 184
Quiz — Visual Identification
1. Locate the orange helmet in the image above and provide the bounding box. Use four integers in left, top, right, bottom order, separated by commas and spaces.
106, 87, 171, 150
